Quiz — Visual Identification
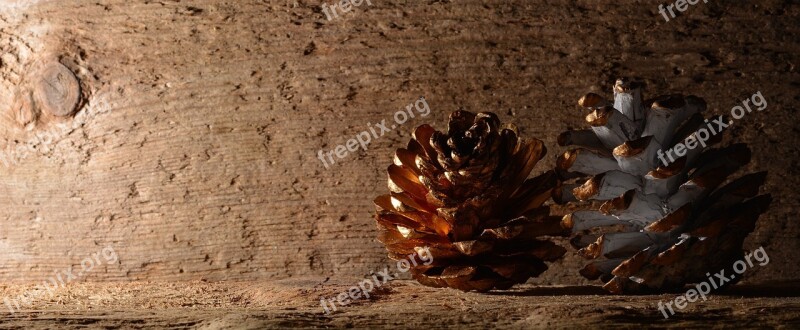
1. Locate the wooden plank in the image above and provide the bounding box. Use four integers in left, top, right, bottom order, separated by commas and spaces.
0, 281, 799, 328
0, 0, 796, 286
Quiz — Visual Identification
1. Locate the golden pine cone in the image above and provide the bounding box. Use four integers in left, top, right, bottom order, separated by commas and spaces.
557, 78, 772, 294
374, 110, 568, 292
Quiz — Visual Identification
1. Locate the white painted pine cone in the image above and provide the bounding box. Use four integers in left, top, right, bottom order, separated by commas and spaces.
556, 78, 772, 294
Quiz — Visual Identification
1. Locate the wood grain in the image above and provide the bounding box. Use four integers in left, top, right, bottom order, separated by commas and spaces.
0, 0, 797, 288
0, 280, 799, 328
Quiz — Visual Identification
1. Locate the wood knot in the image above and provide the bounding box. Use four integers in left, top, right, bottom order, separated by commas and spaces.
33, 62, 81, 117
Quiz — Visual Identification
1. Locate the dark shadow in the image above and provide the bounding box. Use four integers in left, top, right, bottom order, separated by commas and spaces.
718, 280, 800, 298
489, 285, 609, 296
489, 280, 800, 297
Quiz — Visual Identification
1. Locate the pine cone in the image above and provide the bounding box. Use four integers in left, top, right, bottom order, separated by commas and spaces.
374, 110, 568, 292
556, 78, 772, 294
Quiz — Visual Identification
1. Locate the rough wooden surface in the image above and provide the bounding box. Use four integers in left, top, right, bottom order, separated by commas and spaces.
0, 0, 797, 297
0, 280, 799, 328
